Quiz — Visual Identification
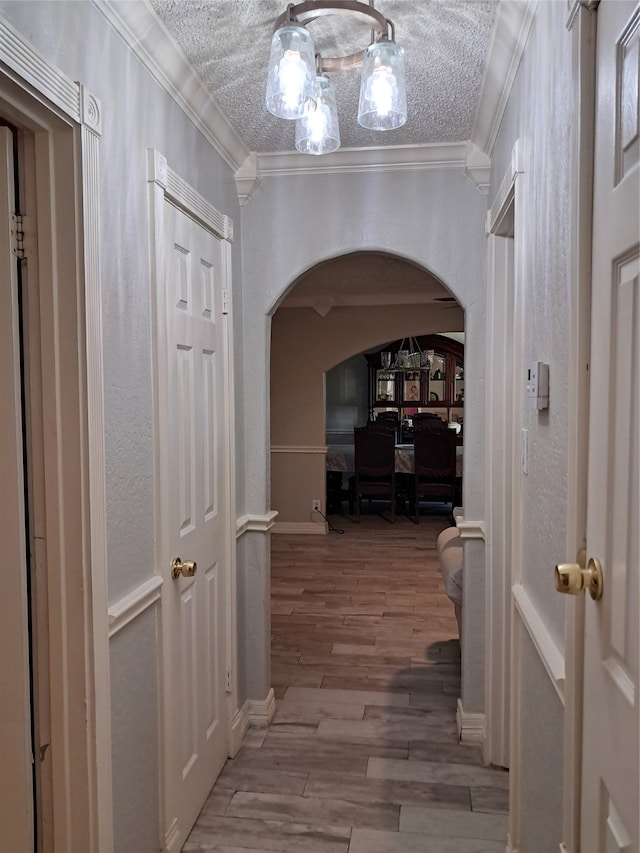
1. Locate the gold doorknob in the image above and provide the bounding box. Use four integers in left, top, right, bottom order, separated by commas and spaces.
554, 551, 603, 601
171, 557, 197, 579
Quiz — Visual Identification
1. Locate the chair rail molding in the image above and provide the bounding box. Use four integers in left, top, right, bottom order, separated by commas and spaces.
512, 583, 565, 701
108, 576, 164, 638
236, 511, 279, 538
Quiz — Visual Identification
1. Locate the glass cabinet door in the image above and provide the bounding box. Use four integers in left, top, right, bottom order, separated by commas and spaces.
376, 370, 396, 402
454, 362, 464, 403
429, 352, 446, 403
403, 370, 422, 404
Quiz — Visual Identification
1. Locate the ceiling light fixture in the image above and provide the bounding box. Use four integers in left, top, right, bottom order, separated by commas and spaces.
265, 1, 407, 155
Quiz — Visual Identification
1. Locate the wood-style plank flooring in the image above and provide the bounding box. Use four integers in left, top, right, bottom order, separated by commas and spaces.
184, 508, 508, 852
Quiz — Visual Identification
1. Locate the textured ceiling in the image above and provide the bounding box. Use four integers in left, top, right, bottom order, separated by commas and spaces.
148, 0, 498, 153
279, 251, 462, 314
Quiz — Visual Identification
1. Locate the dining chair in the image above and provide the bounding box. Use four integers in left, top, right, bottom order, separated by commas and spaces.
350, 426, 396, 523
412, 425, 456, 523
413, 412, 447, 430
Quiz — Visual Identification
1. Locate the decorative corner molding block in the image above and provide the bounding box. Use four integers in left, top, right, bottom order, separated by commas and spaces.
79, 84, 102, 137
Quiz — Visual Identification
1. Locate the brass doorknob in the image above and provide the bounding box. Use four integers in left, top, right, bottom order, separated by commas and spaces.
171, 557, 197, 579
555, 552, 603, 601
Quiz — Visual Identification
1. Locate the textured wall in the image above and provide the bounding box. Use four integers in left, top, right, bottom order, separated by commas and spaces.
243, 166, 488, 708
0, 3, 243, 850
488, 1, 573, 848
243, 167, 487, 518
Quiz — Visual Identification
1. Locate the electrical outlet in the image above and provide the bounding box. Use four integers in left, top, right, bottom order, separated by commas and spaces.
312, 499, 321, 513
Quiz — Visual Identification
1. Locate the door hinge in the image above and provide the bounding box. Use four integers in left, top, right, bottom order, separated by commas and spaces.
11, 213, 33, 259
11, 213, 25, 258
222, 288, 230, 315
225, 668, 232, 693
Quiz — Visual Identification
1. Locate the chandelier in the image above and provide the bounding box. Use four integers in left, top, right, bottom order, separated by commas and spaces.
265, 0, 407, 156
381, 338, 434, 372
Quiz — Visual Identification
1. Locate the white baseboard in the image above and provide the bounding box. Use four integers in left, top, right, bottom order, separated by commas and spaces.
248, 688, 277, 727
272, 521, 327, 535
456, 698, 486, 745
228, 701, 250, 757
506, 834, 517, 853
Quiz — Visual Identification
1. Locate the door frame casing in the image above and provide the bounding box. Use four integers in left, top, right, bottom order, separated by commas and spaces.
484, 174, 518, 770
0, 19, 112, 853
561, 4, 597, 852
146, 148, 238, 851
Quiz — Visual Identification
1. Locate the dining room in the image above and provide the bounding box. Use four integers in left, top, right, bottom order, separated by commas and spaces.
325, 334, 464, 522
269, 251, 467, 535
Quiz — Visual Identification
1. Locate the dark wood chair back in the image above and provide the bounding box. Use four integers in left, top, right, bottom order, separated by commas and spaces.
412, 427, 456, 522
413, 413, 447, 431
352, 426, 396, 522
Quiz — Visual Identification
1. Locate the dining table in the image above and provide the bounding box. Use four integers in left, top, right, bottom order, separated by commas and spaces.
326, 442, 463, 477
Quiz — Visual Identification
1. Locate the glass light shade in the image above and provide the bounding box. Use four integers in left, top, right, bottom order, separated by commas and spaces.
357, 39, 407, 130
295, 74, 340, 155
265, 24, 316, 120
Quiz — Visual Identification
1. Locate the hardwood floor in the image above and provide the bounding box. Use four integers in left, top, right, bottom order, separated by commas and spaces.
184, 510, 508, 852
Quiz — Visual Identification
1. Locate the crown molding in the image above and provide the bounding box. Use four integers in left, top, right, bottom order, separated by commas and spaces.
471, 0, 538, 157
256, 141, 468, 177
97, 0, 249, 173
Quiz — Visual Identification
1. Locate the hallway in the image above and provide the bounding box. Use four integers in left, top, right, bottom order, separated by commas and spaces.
184, 513, 509, 852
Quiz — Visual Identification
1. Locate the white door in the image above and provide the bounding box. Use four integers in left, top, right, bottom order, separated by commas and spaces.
582, 2, 639, 849
160, 201, 229, 852
0, 126, 33, 849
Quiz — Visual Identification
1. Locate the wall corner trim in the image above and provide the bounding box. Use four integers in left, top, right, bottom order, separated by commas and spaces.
235, 511, 279, 537
235, 152, 262, 206
247, 689, 277, 727
465, 141, 491, 195
456, 698, 486, 744
455, 516, 486, 540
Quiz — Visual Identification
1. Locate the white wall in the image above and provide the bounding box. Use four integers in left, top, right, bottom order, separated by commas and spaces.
0, 3, 244, 850
242, 166, 489, 710
488, 2, 574, 848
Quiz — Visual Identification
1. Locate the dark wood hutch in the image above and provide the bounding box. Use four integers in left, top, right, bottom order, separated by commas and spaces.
365, 334, 464, 441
